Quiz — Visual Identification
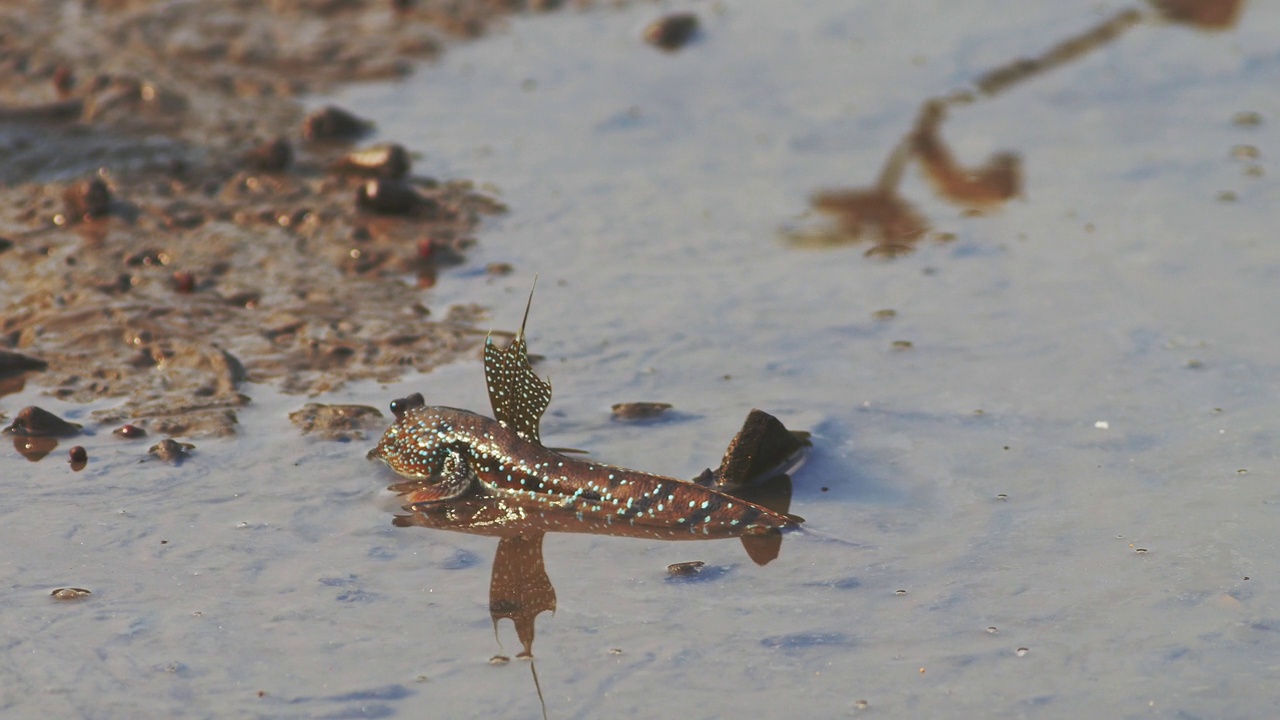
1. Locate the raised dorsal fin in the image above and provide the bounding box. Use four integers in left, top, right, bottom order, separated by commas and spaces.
484, 279, 552, 444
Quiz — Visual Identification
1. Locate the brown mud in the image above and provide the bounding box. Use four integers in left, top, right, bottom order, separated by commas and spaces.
0, 0, 579, 438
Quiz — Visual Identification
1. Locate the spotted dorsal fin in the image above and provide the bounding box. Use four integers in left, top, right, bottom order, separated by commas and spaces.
484, 280, 552, 444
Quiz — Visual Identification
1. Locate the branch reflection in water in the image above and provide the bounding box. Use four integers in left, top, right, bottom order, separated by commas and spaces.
789, 0, 1247, 257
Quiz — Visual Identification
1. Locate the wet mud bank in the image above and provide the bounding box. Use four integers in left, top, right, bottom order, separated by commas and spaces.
0, 0, 562, 438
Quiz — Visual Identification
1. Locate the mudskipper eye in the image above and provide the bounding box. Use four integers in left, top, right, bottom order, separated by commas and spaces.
390, 392, 426, 418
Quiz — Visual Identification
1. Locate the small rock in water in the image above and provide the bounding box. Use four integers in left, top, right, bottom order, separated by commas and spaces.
611, 402, 673, 421
68, 445, 88, 470
667, 561, 706, 577
113, 424, 147, 439
51, 587, 91, 600
644, 13, 699, 51
149, 438, 195, 464
3, 406, 82, 437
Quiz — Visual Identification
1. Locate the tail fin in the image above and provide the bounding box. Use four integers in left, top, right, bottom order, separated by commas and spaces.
712, 409, 810, 490
700, 409, 811, 566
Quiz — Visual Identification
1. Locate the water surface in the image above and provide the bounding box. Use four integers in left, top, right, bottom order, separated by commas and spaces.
5, 1, 1279, 718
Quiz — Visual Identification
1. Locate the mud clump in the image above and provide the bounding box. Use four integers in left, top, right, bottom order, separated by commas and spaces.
0, 0, 540, 441
289, 403, 385, 441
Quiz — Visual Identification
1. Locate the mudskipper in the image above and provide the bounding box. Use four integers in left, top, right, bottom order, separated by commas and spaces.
368, 285, 809, 542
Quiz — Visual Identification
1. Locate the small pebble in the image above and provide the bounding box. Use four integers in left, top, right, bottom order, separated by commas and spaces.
303, 105, 374, 142
51, 587, 91, 600
62, 178, 111, 220
666, 561, 705, 576
1232, 111, 1262, 127
149, 438, 195, 464
242, 136, 293, 172
1015, 647, 1029, 657
331, 144, 411, 180
356, 179, 434, 215
644, 13, 699, 51
68, 445, 87, 469
612, 402, 673, 420
864, 243, 915, 259
114, 424, 147, 439
172, 271, 196, 293
489, 655, 510, 666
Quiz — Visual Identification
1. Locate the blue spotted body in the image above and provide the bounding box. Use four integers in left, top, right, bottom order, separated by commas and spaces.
370, 405, 794, 534
368, 282, 801, 536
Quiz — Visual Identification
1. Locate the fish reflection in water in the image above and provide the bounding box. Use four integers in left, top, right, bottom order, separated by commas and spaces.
390, 463, 798, 657
369, 286, 809, 713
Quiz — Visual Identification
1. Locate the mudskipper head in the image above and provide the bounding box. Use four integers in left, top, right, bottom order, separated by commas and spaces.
369, 400, 480, 502
367, 393, 444, 479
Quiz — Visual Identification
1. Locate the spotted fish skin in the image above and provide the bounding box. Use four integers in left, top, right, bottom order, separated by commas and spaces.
368, 405, 798, 535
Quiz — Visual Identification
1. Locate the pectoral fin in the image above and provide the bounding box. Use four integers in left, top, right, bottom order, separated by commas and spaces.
404, 448, 478, 504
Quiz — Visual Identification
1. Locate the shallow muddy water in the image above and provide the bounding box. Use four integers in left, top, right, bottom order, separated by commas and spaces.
5, 1, 1280, 718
